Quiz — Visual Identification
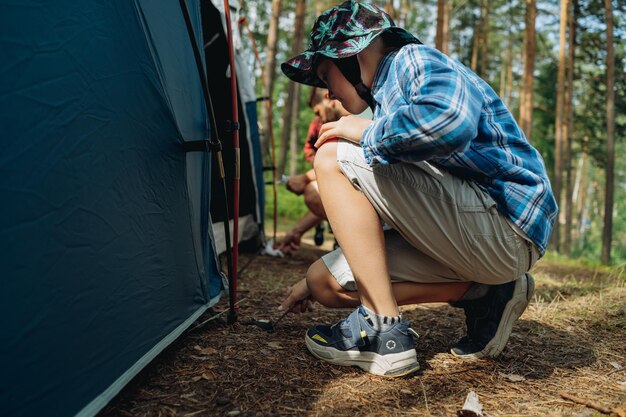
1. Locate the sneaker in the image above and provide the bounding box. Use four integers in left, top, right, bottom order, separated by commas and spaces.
305, 306, 420, 377
450, 273, 535, 359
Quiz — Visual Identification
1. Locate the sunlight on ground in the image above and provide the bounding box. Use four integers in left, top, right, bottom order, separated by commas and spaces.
102, 240, 626, 417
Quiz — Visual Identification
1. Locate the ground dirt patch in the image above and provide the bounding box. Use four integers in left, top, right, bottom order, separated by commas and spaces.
100, 240, 625, 417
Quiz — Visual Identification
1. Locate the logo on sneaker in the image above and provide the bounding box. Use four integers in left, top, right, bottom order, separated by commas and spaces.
386, 340, 397, 350
312, 334, 328, 344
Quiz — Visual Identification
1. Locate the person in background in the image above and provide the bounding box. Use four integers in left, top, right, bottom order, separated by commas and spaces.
279, 88, 349, 254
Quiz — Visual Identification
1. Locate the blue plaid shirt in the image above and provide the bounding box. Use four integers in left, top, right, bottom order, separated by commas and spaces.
361, 44, 557, 255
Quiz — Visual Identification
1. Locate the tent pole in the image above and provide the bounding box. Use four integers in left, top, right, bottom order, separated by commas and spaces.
223, 0, 240, 325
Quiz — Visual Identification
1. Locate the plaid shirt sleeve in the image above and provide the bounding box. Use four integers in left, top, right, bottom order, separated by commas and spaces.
361, 47, 484, 165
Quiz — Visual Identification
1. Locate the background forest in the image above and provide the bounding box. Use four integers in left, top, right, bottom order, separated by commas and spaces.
237, 0, 625, 264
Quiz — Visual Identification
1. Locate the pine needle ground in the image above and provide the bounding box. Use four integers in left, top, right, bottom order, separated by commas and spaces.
100, 233, 625, 417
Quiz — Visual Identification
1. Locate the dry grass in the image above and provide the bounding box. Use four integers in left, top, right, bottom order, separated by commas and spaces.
100, 236, 625, 417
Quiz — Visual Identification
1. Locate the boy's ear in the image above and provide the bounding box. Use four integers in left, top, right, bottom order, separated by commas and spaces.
323, 91, 330, 100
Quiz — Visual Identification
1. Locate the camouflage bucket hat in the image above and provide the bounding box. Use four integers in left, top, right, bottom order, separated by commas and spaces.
281, 0, 421, 88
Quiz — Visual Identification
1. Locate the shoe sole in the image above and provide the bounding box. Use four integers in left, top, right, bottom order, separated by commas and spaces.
451, 273, 535, 359
305, 334, 420, 378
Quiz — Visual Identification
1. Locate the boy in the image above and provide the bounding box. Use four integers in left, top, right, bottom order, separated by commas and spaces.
279, 1, 557, 378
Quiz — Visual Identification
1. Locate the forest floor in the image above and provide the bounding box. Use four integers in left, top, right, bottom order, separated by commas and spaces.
101, 229, 625, 417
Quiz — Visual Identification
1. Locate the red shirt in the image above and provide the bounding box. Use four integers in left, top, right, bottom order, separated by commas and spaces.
303, 116, 322, 164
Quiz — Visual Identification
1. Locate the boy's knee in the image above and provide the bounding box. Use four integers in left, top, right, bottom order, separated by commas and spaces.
313, 141, 339, 176
306, 259, 338, 306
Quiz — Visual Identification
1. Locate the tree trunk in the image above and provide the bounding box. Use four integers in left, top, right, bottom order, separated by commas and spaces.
444, 0, 450, 54
552, 0, 569, 253
316, 1, 323, 15
506, 49, 514, 108
499, 50, 506, 98
288, 82, 302, 177
385, 0, 397, 21
500, 27, 513, 103
563, 0, 577, 256
601, 0, 615, 264
480, 0, 489, 79
572, 148, 587, 242
519, 0, 536, 141
277, 0, 306, 178
579, 172, 595, 252
436, 0, 449, 53
278, 83, 295, 178
470, 17, 480, 72
260, 0, 282, 158
575, 146, 589, 246
400, 0, 410, 27
436, 0, 445, 51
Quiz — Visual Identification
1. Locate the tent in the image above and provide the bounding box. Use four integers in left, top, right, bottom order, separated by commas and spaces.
0, 0, 263, 416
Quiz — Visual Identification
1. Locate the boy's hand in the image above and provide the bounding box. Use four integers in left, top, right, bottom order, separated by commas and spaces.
279, 278, 314, 313
315, 115, 372, 148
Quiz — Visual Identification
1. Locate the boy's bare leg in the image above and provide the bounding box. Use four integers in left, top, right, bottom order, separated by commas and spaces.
314, 141, 398, 317
306, 258, 472, 309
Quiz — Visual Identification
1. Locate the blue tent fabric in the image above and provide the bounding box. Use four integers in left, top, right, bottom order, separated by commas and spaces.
0, 1, 226, 416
